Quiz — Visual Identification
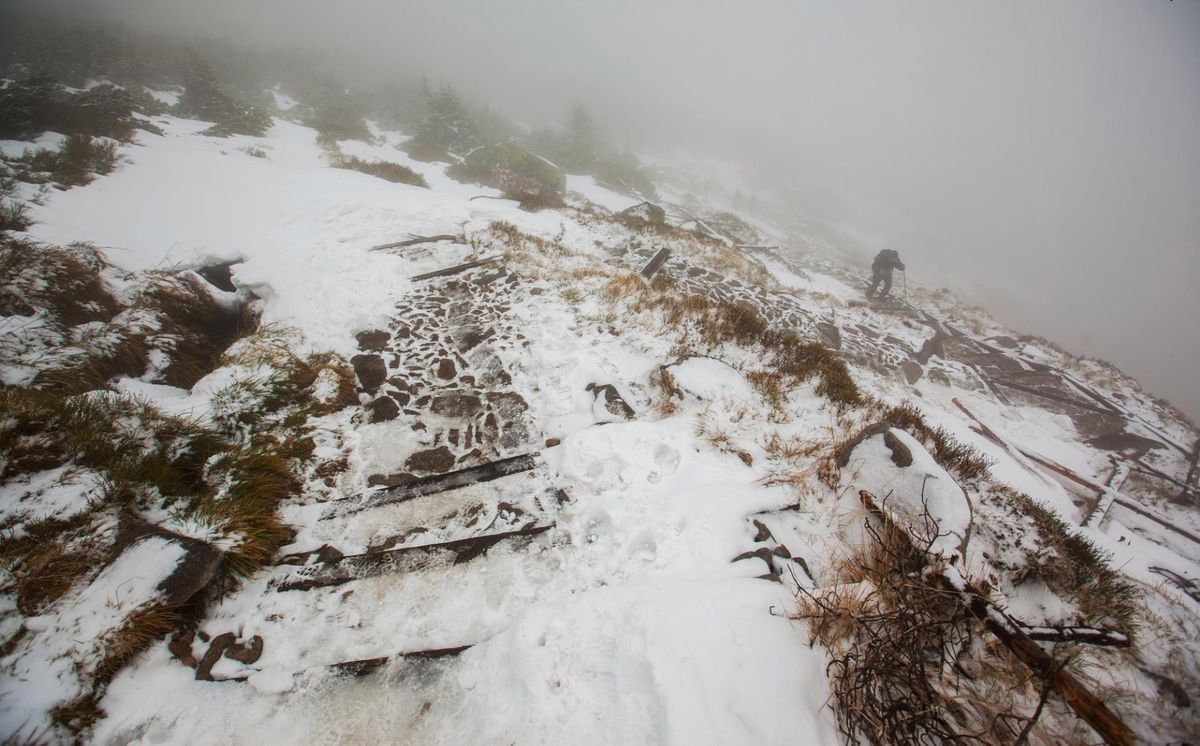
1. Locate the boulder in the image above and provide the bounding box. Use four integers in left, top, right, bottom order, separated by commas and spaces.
351, 354, 387, 391
901, 360, 924, 385
366, 396, 400, 423
838, 426, 972, 562
405, 446, 456, 474
355, 329, 390, 351
586, 383, 636, 422
436, 358, 457, 379
816, 321, 842, 350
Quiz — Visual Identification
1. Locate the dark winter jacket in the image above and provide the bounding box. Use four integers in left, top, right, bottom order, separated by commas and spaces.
872, 250, 905, 274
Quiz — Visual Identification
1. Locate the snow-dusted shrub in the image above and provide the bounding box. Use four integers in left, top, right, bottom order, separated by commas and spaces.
331, 154, 429, 188
0, 237, 118, 326
0, 192, 32, 233
0, 78, 145, 142
21, 134, 119, 187
128, 271, 260, 388
448, 142, 566, 206
199, 106, 273, 138
797, 503, 1060, 744
405, 84, 478, 161
179, 53, 272, 138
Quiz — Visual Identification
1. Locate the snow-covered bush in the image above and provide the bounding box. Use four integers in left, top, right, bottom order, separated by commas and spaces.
448, 143, 566, 205
330, 154, 429, 188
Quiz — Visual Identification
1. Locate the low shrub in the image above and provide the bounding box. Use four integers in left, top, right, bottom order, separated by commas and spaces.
1009, 489, 1141, 634
0, 78, 143, 142
448, 143, 565, 204
0, 195, 32, 233
199, 105, 273, 138
21, 134, 119, 187
0, 237, 119, 325
330, 154, 428, 188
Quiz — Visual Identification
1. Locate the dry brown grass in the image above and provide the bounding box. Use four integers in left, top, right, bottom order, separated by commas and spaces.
0, 237, 118, 327
50, 692, 106, 737
134, 272, 261, 389
650, 364, 681, 417
1006, 488, 1140, 635
601, 272, 647, 302
0, 513, 99, 615
95, 602, 184, 682
192, 445, 297, 579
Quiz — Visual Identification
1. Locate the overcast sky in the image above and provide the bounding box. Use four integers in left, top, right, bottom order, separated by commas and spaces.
38, 0, 1200, 420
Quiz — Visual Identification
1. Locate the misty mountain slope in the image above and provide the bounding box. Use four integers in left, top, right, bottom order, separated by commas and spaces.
1, 99, 1198, 745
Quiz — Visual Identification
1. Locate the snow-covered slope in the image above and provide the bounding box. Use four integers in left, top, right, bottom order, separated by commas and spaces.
2, 110, 1197, 745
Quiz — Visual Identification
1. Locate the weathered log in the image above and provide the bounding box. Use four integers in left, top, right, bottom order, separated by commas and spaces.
859, 490, 1135, 746
369, 234, 460, 251
277, 523, 553, 591
411, 255, 500, 281
329, 645, 472, 677
324, 452, 540, 517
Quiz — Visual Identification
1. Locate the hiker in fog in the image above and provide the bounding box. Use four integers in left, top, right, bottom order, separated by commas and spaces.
867, 249, 905, 299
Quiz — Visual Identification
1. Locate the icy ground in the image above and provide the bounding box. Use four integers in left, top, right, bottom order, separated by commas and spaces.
2, 111, 1198, 744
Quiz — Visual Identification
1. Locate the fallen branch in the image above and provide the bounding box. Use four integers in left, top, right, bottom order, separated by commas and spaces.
1016, 625, 1130, 648
858, 490, 1135, 746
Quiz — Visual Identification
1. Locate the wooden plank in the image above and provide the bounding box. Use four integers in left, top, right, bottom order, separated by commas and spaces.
1181, 443, 1200, 500
640, 247, 672, 279
991, 378, 1116, 417
1012, 448, 1200, 547
1085, 461, 1128, 529
325, 452, 540, 517
329, 645, 472, 677
370, 234, 460, 252
411, 255, 500, 281
1018, 625, 1129, 648
952, 398, 1055, 489
277, 523, 554, 592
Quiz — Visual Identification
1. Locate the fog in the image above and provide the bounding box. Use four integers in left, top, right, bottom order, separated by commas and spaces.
35, 0, 1200, 419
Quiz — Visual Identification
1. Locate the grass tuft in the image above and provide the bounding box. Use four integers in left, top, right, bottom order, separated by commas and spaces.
1009, 489, 1140, 634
